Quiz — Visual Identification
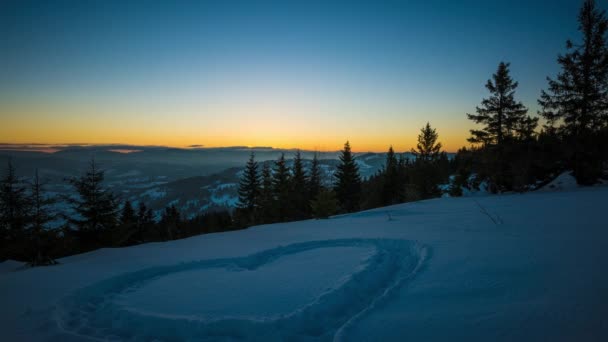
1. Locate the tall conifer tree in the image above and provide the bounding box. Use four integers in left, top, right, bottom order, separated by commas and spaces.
66, 159, 119, 250
236, 152, 260, 224
28, 169, 57, 265
468, 62, 531, 145
334, 141, 362, 213
291, 151, 309, 219
539, 0, 608, 183
272, 153, 292, 221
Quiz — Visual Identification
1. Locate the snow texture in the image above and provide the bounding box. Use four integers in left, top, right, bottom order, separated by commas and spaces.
1, 185, 607, 341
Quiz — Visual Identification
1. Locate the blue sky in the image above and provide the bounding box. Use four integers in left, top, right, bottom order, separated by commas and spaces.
0, 0, 596, 151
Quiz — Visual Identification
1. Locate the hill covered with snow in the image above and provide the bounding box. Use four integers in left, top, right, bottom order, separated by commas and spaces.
1, 186, 607, 341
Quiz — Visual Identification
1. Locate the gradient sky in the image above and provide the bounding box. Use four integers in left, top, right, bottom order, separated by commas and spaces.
0, 0, 597, 152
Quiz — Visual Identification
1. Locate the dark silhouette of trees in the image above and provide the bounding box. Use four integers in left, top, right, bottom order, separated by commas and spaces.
65, 159, 119, 252
412, 123, 442, 161
0, 159, 30, 261
114, 200, 137, 246
334, 141, 362, 213
256, 162, 275, 224
468, 62, 532, 145
291, 151, 309, 219
539, 0, 608, 184
311, 189, 338, 219
236, 152, 260, 226
409, 123, 447, 199
28, 169, 58, 265
136, 202, 154, 243
272, 153, 292, 221
160, 205, 181, 240
381, 146, 402, 205
308, 152, 322, 204
466, 63, 540, 192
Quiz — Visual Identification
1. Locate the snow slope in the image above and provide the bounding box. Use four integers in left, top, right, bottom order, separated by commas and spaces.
1, 186, 607, 341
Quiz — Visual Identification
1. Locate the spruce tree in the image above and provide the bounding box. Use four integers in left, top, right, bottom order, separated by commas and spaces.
291, 151, 309, 219
257, 162, 275, 223
334, 141, 362, 213
66, 159, 119, 251
0, 159, 30, 260
272, 153, 292, 221
308, 152, 322, 203
412, 123, 442, 162
539, 0, 608, 183
115, 200, 137, 246
468, 62, 530, 145
236, 152, 260, 225
410, 124, 444, 199
310, 189, 338, 219
28, 169, 57, 265
160, 205, 181, 240
136, 202, 154, 242
382, 146, 401, 205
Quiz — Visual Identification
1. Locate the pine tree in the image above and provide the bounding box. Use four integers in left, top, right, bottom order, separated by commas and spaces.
160, 205, 181, 240
412, 123, 442, 162
334, 141, 362, 213
409, 124, 445, 199
272, 153, 292, 221
310, 189, 338, 219
66, 159, 119, 251
236, 152, 260, 225
468, 62, 531, 145
0, 159, 30, 260
115, 200, 137, 246
28, 169, 57, 265
291, 151, 309, 219
308, 152, 322, 203
136, 202, 154, 242
382, 146, 401, 205
257, 162, 275, 223
539, 0, 608, 183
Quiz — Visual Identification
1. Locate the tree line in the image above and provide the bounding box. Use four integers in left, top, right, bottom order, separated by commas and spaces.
0, 159, 233, 265
1, 0, 607, 266
236, 0, 608, 222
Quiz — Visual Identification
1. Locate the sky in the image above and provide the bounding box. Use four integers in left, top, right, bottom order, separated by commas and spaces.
0, 0, 597, 152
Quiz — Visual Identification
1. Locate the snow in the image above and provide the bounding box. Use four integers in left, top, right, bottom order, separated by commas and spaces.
539, 171, 579, 192
1, 186, 607, 341
141, 188, 167, 200
0, 260, 25, 275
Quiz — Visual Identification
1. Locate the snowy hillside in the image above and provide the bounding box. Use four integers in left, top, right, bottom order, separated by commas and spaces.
1, 186, 607, 341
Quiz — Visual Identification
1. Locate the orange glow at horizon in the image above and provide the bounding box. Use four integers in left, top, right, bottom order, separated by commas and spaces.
1, 98, 471, 153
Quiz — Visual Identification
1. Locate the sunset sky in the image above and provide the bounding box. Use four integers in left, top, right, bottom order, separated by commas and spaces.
0, 0, 592, 152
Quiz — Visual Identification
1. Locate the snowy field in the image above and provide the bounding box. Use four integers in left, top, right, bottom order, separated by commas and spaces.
1, 185, 607, 341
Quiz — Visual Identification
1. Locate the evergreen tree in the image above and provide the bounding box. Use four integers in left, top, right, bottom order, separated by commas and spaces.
539, 0, 608, 183
382, 146, 401, 205
160, 205, 181, 240
409, 124, 445, 199
272, 153, 292, 221
136, 202, 154, 242
28, 169, 57, 265
121, 200, 136, 225
310, 189, 338, 219
115, 200, 137, 246
334, 141, 362, 213
257, 162, 275, 223
0, 160, 31, 260
66, 159, 119, 251
468, 62, 531, 145
411, 123, 442, 162
308, 152, 322, 203
291, 151, 309, 219
236, 152, 260, 225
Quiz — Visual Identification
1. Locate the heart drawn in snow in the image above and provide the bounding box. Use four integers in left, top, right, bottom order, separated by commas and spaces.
55, 238, 428, 341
